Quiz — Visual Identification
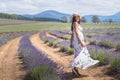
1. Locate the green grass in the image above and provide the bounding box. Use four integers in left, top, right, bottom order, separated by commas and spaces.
115, 43, 120, 51
60, 46, 67, 52
25, 66, 61, 80
48, 42, 54, 47
106, 32, 114, 35
0, 19, 120, 32
48, 41, 59, 47
52, 41, 59, 47
86, 33, 96, 37
61, 35, 71, 40
67, 48, 74, 55
44, 39, 49, 43
116, 35, 120, 39
109, 56, 120, 72
90, 40, 96, 45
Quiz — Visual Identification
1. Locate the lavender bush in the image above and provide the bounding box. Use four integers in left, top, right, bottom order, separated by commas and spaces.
109, 55, 120, 73
89, 48, 109, 65
19, 34, 58, 69
18, 34, 62, 80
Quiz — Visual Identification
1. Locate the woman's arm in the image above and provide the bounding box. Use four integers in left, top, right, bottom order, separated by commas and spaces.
74, 22, 86, 47
70, 31, 74, 48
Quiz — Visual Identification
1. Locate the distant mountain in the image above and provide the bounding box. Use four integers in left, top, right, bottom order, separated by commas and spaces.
23, 10, 71, 22
24, 10, 120, 23
1, 10, 120, 23
84, 12, 120, 23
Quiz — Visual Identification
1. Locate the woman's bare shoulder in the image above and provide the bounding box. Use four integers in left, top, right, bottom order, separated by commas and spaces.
73, 22, 79, 27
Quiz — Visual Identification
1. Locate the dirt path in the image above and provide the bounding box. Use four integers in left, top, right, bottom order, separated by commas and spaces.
46, 32, 65, 41
0, 37, 25, 80
30, 33, 115, 80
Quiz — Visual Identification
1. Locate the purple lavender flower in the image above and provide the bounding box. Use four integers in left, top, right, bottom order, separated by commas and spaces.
18, 34, 59, 69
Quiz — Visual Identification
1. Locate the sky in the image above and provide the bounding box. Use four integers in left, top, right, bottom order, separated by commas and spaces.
0, 0, 120, 16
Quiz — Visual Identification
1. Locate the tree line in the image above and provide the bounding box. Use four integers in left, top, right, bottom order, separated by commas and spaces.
0, 13, 30, 20
61, 15, 113, 23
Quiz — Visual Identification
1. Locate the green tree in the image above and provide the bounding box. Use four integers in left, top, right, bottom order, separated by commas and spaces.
92, 15, 100, 23
108, 19, 112, 24
61, 16, 68, 23
81, 17, 87, 23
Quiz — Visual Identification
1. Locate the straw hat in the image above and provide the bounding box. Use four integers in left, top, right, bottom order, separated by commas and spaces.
71, 13, 83, 20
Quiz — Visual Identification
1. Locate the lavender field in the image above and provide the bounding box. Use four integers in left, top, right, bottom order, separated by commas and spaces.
40, 28, 120, 74
1, 0, 120, 79
0, 22, 120, 80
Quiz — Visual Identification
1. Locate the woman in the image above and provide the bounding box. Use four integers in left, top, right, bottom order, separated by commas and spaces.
70, 14, 99, 76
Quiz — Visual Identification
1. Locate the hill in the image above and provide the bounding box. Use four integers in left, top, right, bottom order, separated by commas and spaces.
23, 10, 71, 22
1, 10, 120, 23
84, 12, 120, 23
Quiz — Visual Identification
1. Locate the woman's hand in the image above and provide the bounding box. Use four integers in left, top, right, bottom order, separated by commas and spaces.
81, 40, 90, 47
70, 44, 73, 48
86, 40, 90, 45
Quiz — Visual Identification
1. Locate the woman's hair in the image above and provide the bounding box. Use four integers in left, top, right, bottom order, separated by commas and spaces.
71, 14, 80, 31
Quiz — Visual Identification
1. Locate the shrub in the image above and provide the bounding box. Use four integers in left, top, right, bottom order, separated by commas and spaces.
62, 35, 70, 40
25, 66, 61, 80
90, 40, 96, 45
52, 41, 59, 48
109, 57, 120, 73
44, 39, 49, 43
86, 33, 96, 38
90, 49, 109, 65
60, 46, 67, 52
98, 40, 113, 48
48, 41, 59, 47
48, 42, 53, 47
67, 48, 74, 55
116, 35, 120, 39
106, 32, 114, 35
115, 43, 120, 51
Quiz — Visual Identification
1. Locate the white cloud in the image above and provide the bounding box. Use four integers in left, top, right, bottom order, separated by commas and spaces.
0, 0, 120, 15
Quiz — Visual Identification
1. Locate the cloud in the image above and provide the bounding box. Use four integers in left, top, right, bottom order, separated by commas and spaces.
0, 0, 120, 15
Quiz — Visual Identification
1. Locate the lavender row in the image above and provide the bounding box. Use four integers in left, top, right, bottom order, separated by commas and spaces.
84, 28, 120, 34
18, 34, 65, 80
40, 31, 58, 43
0, 32, 34, 47
39, 31, 72, 53
18, 34, 58, 69
48, 30, 70, 40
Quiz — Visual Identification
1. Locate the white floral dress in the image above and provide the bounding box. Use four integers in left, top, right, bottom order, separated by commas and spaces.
71, 25, 99, 69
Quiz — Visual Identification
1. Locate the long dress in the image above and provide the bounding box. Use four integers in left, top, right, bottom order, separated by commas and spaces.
71, 25, 99, 69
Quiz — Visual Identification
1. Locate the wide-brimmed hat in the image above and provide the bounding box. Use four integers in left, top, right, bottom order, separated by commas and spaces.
71, 13, 83, 20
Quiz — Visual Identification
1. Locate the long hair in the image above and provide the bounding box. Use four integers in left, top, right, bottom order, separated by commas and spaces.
71, 14, 80, 31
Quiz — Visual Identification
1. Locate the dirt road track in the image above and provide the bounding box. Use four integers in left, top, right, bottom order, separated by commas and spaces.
0, 37, 25, 80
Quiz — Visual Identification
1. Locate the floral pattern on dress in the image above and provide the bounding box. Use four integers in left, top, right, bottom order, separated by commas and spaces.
71, 25, 99, 69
